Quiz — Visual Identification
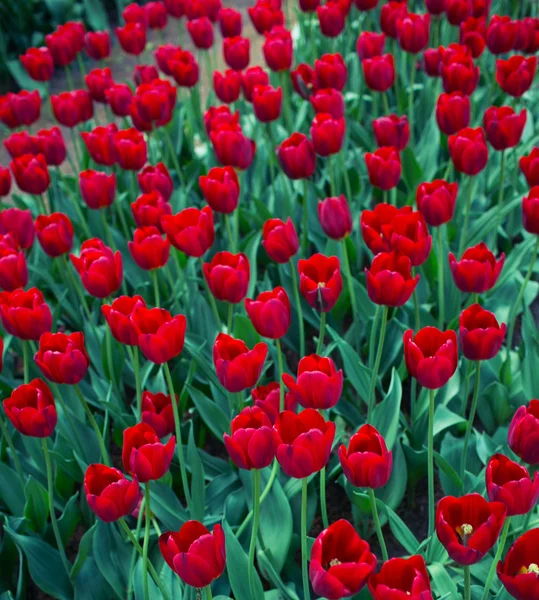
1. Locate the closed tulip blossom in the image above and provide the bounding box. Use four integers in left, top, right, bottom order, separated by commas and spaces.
283, 354, 343, 410
84, 31, 111, 60
448, 127, 489, 175
380, 1, 407, 38
187, 17, 214, 49
523, 187, 539, 235
85, 68, 113, 103
262, 218, 299, 263
141, 391, 177, 438
460, 16, 487, 58
423, 48, 442, 77
199, 167, 239, 214
366, 251, 419, 307
441, 52, 480, 96
318, 195, 353, 240
459, 304, 505, 361
4, 131, 36, 160
497, 528, 539, 600
386, 210, 432, 266
403, 327, 458, 389
203, 252, 250, 303
213, 333, 267, 393
310, 520, 376, 600
252, 84, 282, 122
84, 464, 139, 522
113, 128, 147, 171
317, 0, 347, 38
496, 55, 537, 98
446, 0, 472, 25
360, 203, 412, 254
244, 287, 290, 339
357, 31, 385, 61
169, 49, 199, 88
416, 180, 458, 227
34, 331, 90, 385
223, 406, 276, 470
70, 238, 122, 298
20, 47, 54, 81
483, 106, 527, 151
291, 63, 317, 99
364, 147, 401, 190
128, 227, 170, 271
249, 0, 284, 34
396, 12, 430, 54
0, 287, 52, 340
368, 555, 433, 599
311, 88, 344, 119
6, 90, 40, 126
339, 424, 392, 488
436, 494, 507, 565
10, 153, 50, 195
132, 191, 172, 230
138, 163, 173, 201
210, 124, 256, 170
3, 378, 57, 437
79, 170, 116, 209
122, 422, 175, 482
449, 243, 505, 293
263, 26, 292, 72
311, 113, 345, 156
132, 308, 186, 364
80, 124, 117, 166
241, 66, 270, 101
372, 114, 410, 150
223, 36, 250, 71
159, 521, 226, 588
51, 90, 93, 128
252, 382, 297, 424
277, 133, 316, 180
0, 208, 34, 249
274, 408, 335, 478
315, 53, 347, 91
0, 234, 28, 291
298, 253, 342, 312
161, 207, 215, 258
436, 92, 471, 136
219, 7, 242, 37
486, 15, 518, 55
520, 147, 539, 187
101, 295, 146, 346
509, 401, 539, 465
0, 166, 11, 197
35, 127, 66, 167
213, 69, 242, 104
106, 84, 134, 117
116, 22, 146, 56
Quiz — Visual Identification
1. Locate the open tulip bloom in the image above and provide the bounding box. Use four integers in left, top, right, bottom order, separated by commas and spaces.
4, 3, 539, 600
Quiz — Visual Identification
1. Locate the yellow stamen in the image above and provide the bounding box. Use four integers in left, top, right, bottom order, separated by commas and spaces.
329, 558, 341, 567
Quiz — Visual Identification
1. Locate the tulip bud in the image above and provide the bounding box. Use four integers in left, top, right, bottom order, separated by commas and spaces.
277, 133, 316, 180
245, 287, 290, 339
101, 295, 146, 346
141, 391, 177, 438
0, 287, 52, 340
448, 127, 488, 175
372, 114, 410, 150
35, 332, 89, 385
363, 53, 395, 92
84, 31, 111, 60
364, 146, 401, 190
0, 208, 35, 249
508, 400, 539, 465
460, 16, 487, 58
366, 251, 419, 307
459, 304, 505, 361
132, 308, 186, 364
79, 170, 116, 209
116, 22, 147, 56
20, 47, 54, 82
0, 234, 28, 291
10, 154, 50, 195
314, 53, 347, 91
396, 12, 430, 54
85, 464, 140, 522
3, 378, 57, 437
122, 422, 175, 482
311, 113, 345, 156
223, 36, 250, 71
483, 106, 526, 151
263, 26, 293, 72
241, 66, 270, 101
252, 84, 282, 122
213, 333, 267, 392
219, 7, 242, 37
132, 191, 172, 230
298, 253, 342, 312
436, 92, 471, 135
318, 195, 352, 240
199, 167, 239, 214
416, 180, 458, 227
213, 69, 241, 103
449, 242, 504, 293
129, 226, 170, 271
187, 17, 214, 49
35, 213, 74, 258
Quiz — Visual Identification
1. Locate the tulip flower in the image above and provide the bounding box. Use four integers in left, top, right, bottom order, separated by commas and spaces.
449, 243, 505, 293
396, 12, 430, 54
213, 69, 242, 104
70, 238, 122, 298
360, 203, 409, 254
318, 195, 353, 240
133, 64, 159, 86
241, 66, 270, 101
387, 210, 432, 266
486, 15, 518, 54
357, 31, 385, 60
252, 84, 282, 122
365, 251, 419, 307
199, 166, 240, 214
249, 0, 284, 34
460, 16, 487, 58
10, 153, 50, 195
317, 0, 347, 38
262, 218, 299, 263
204, 105, 239, 135
102, 295, 146, 346
203, 252, 250, 304
20, 47, 54, 81
35, 331, 89, 385
161, 207, 215, 258
0, 166, 11, 197
113, 128, 147, 171
84, 31, 111, 60
122, 422, 175, 482
4, 131, 36, 160
0, 208, 34, 249
105, 83, 133, 117
0, 234, 28, 291
252, 382, 297, 424
244, 287, 290, 339
138, 163, 173, 202
145, 1, 167, 28
219, 7, 242, 37
372, 114, 410, 150
116, 22, 146, 56
128, 227, 170, 271
263, 26, 292, 72
483, 106, 527, 151
84, 464, 139, 522
291, 63, 316, 99
423, 48, 442, 77
187, 17, 214, 49
310, 520, 376, 599
436, 92, 471, 135
132, 191, 172, 230
520, 147, 539, 187
3, 378, 57, 437
448, 127, 488, 175
441, 52, 480, 96
84, 68, 113, 103
79, 170, 116, 209
34, 127, 66, 166
0, 287, 52, 340
298, 253, 342, 313
277, 133, 316, 180
132, 308, 186, 364
213, 333, 267, 393
368, 555, 433, 599
80, 124, 117, 167
364, 147, 401, 190
123, 3, 147, 24
142, 391, 178, 439
314, 53, 347, 91
380, 1, 407, 38
523, 187, 539, 235
311, 113, 345, 157
509, 400, 539, 465
160, 522, 226, 588
209, 124, 256, 170
311, 88, 344, 119
169, 49, 199, 88
6, 90, 41, 126
416, 180, 458, 227
497, 528, 539, 600
51, 90, 93, 127
223, 36, 250, 71
496, 55, 536, 98
459, 304, 505, 361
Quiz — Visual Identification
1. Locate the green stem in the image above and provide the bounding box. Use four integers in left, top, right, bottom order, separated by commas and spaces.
368, 305, 380, 369
132, 346, 142, 420
151, 270, 160, 307
280, 71, 293, 132
368, 488, 388, 562
22, 341, 29, 384
0, 415, 25, 484
163, 362, 193, 513
248, 469, 261, 600
506, 236, 539, 351
51, 382, 85, 460
458, 176, 474, 257
227, 302, 234, 333
237, 392, 244, 412
460, 360, 474, 418
382, 92, 390, 115
480, 518, 511, 600
339, 150, 353, 201
100, 208, 115, 250
62, 254, 92, 323
205, 586, 213, 600
74, 384, 110, 466
342, 240, 359, 351
64, 65, 74, 90
427, 388, 436, 558
460, 362, 482, 483
320, 467, 329, 529
301, 478, 311, 600
126, 499, 144, 600
290, 261, 305, 358
199, 257, 222, 330
316, 312, 326, 355
367, 305, 388, 422
105, 323, 119, 401
437, 226, 445, 329
142, 483, 151, 600
302, 179, 309, 255
76, 53, 87, 83
224, 214, 235, 251
464, 566, 471, 600
408, 59, 417, 145
42, 438, 71, 578
328, 155, 337, 197
275, 339, 285, 411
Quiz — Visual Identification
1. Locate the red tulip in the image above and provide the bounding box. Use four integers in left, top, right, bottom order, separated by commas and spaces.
385, 210, 432, 266
159, 522, 226, 588
219, 7, 242, 37
70, 238, 122, 298
0, 96, 18, 129
85, 67, 113, 103
460, 16, 487, 58
0, 166, 12, 197
509, 400, 539, 466
187, 17, 214, 49
213, 69, 241, 103
34, 127, 66, 167
523, 187, 539, 235
311, 88, 344, 119
10, 153, 50, 195
128, 226, 170, 271
483, 106, 527, 151
204, 105, 240, 135
133, 64, 160, 86
4, 131, 36, 160
520, 147, 539, 187
35, 331, 89, 385
403, 327, 458, 389
459, 304, 505, 361
3, 378, 57, 437
318, 195, 352, 240
84, 464, 139, 523
366, 251, 419, 307
223, 406, 276, 470
291, 63, 317, 99
263, 26, 293, 72
199, 167, 239, 214
169, 49, 199, 88
354, 0, 377, 8
241, 66, 270, 101
397, 12, 430, 54
311, 113, 345, 156
132, 191, 172, 230
372, 114, 410, 150
380, 1, 408, 38
105, 83, 133, 117
423, 48, 442, 77
45, 30, 77, 67
161, 207, 215, 258
6, 90, 40, 126
317, 0, 347, 38
252, 382, 297, 424
123, 3, 147, 24
314, 53, 347, 91
310, 519, 376, 600
35, 212, 73, 258
84, 31, 111, 60
81, 124, 117, 167
248, 0, 283, 33
209, 124, 256, 170
252, 84, 282, 122
364, 146, 401, 190
0, 234, 28, 291
113, 128, 147, 171
425, 0, 446, 14
245, 287, 290, 339
102, 295, 146, 346
274, 408, 335, 478
262, 218, 299, 263
51, 90, 93, 128
515, 17, 539, 54
0, 287, 51, 341
213, 333, 267, 392
122, 422, 175, 482
116, 23, 146, 56
298, 253, 342, 312
449, 242, 504, 293
0, 208, 34, 249
436, 92, 471, 135
132, 308, 187, 364
416, 180, 458, 227
145, 1, 168, 28
360, 203, 411, 254
357, 31, 385, 61
138, 163, 173, 202
142, 391, 177, 438
20, 47, 54, 81
486, 15, 518, 54
277, 133, 316, 180
448, 127, 488, 175
299, 0, 320, 11
436, 494, 506, 565
282, 354, 343, 410
496, 55, 536, 98
368, 555, 432, 599
223, 36, 250, 71
497, 528, 539, 600
441, 52, 480, 95
79, 170, 116, 209
132, 79, 176, 128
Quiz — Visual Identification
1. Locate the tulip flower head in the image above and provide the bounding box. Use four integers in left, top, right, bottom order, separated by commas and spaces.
122, 422, 175, 482
84, 464, 139, 522
3, 378, 57, 437
497, 528, 539, 600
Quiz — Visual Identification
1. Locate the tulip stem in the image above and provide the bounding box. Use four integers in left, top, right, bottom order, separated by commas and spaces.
227, 302, 234, 333
150, 270, 160, 307
280, 71, 293, 132
132, 346, 142, 419
367, 305, 388, 423
339, 150, 352, 201
427, 388, 436, 563
320, 467, 329, 529
163, 362, 193, 514
368, 488, 388, 562
458, 176, 474, 258
460, 362, 482, 484
100, 208, 115, 250
480, 517, 511, 600
302, 179, 309, 255
342, 240, 359, 352
248, 469, 261, 600
163, 127, 186, 189
460, 360, 474, 418
368, 305, 380, 369
22, 340, 30, 384
74, 384, 110, 466
408, 58, 416, 146
205, 586, 213, 600
275, 339, 285, 411
42, 438, 72, 579
118, 518, 170, 600
126, 500, 144, 600
382, 92, 390, 115
199, 257, 222, 330
64, 65, 74, 91
142, 483, 151, 600
316, 312, 327, 355
463, 566, 471, 600
62, 254, 92, 323
437, 226, 445, 328
301, 477, 311, 600
506, 236, 539, 352
496, 150, 506, 236
289, 261, 306, 359
328, 156, 337, 197
0, 415, 25, 485
237, 393, 244, 412
224, 214, 235, 251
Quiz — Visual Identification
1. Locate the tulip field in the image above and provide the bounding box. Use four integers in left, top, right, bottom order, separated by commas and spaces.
1, 0, 539, 598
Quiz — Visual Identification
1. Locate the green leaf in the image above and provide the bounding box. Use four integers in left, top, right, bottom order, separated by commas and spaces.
0, 461, 25, 516
188, 423, 206, 521
428, 563, 459, 599
58, 493, 81, 546
433, 449, 463, 490
92, 519, 130, 599
257, 551, 300, 600
70, 523, 96, 581
151, 482, 187, 531
433, 405, 466, 437
6, 59, 47, 95
24, 476, 49, 535
83, 0, 108, 30
385, 503, 419, 555
188, 385, 230, 440
401, 147, 422, 191
372, 368, 402, 449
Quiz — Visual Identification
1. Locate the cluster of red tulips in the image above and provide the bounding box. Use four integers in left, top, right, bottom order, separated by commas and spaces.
1, 0, 539, 598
